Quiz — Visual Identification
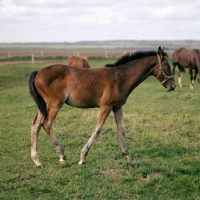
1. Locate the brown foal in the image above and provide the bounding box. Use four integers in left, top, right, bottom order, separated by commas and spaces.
28, 47, 175, 167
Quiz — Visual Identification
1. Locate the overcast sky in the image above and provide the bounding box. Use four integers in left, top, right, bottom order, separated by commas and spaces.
0, 0, 200, 43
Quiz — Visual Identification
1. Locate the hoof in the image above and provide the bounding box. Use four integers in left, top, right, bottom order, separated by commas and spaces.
126, 155, 133, 161
60, 160, 67, 166
78, 160, 85, 165
35, 164, 42, 168
123, 153, 132, 161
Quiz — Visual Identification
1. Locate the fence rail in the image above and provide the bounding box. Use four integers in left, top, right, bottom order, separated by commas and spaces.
0, 49, 174, 61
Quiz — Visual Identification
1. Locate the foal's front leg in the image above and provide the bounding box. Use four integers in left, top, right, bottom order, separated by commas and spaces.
79, 106, 112, 165
113, 107, 132, 160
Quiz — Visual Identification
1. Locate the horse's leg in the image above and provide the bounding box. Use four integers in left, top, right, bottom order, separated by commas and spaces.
194, 67, 198, 85
113, 107, 132, 160
43, 105, 67, 166
178, 68, 183, 87
79, 106, 112, 165
189, 68, 194, 89
31, 110, 44, 167
173, 63, 183, 87
190, 67, 198, 89
172, 63, 176, 76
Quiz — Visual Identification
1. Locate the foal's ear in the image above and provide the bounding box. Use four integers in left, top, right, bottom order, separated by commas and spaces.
158, 46, 163, 57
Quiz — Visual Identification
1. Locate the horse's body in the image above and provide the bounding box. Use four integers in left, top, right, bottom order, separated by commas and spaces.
28, 47, 175, 167
172, 48, 200, 89
67, 55, 91, 68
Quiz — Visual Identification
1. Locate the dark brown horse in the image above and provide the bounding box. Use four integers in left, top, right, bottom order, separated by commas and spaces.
172, 48, 200, 89
67, 55, 91, 68
28, 47, 175, 167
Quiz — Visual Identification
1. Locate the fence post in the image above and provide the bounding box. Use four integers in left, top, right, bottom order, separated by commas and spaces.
32, 53, 34, 64
8, 51, 11, 58
105, 50, 108, 59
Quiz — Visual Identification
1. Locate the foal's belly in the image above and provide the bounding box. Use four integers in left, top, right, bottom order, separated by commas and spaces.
64, 95, 99, 108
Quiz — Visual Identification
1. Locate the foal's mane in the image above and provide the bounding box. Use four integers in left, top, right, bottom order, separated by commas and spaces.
106, 51, 168, 67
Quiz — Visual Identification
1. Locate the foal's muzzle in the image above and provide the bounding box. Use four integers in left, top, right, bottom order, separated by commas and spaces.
156, 55, 175, 91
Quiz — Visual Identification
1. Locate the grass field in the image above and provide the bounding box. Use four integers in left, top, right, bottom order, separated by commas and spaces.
0, 58, 200, 199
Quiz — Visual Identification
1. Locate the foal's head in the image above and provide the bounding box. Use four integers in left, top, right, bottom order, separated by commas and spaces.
106, 47, 175, 92
154, 47, 176, 92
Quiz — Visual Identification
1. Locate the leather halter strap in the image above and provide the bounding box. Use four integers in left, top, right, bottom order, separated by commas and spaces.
156, 55, 174, 85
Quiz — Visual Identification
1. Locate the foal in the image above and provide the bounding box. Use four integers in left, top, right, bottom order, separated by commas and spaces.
67, 55, 91, 68
29, 47, 175, 167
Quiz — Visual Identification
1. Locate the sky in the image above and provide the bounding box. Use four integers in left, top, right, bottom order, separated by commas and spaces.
0, 0, 200, 43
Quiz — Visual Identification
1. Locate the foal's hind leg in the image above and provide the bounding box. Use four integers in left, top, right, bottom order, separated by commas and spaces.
43, 106, 67, 166
31, 110, 44, 167
79, 106, 112, 165
113, 107, 132, 160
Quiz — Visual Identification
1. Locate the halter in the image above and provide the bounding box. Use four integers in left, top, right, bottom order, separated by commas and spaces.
156, 55, 174, 85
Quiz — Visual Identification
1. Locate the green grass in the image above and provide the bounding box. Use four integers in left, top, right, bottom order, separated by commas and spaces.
0, 59, 200, 199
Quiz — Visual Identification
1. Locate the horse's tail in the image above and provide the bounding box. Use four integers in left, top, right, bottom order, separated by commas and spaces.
194, 49, 200, 71
28, 71, 46, 117
194, 50, 200, 84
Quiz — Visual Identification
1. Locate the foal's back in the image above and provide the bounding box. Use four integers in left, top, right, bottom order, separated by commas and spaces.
34, 64, 119, 108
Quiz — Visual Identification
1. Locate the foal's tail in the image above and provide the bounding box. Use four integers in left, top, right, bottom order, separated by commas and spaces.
28, 71, 46, 117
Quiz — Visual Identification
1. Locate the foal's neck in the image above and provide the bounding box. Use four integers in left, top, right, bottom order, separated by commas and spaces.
124, 56, 157, 91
